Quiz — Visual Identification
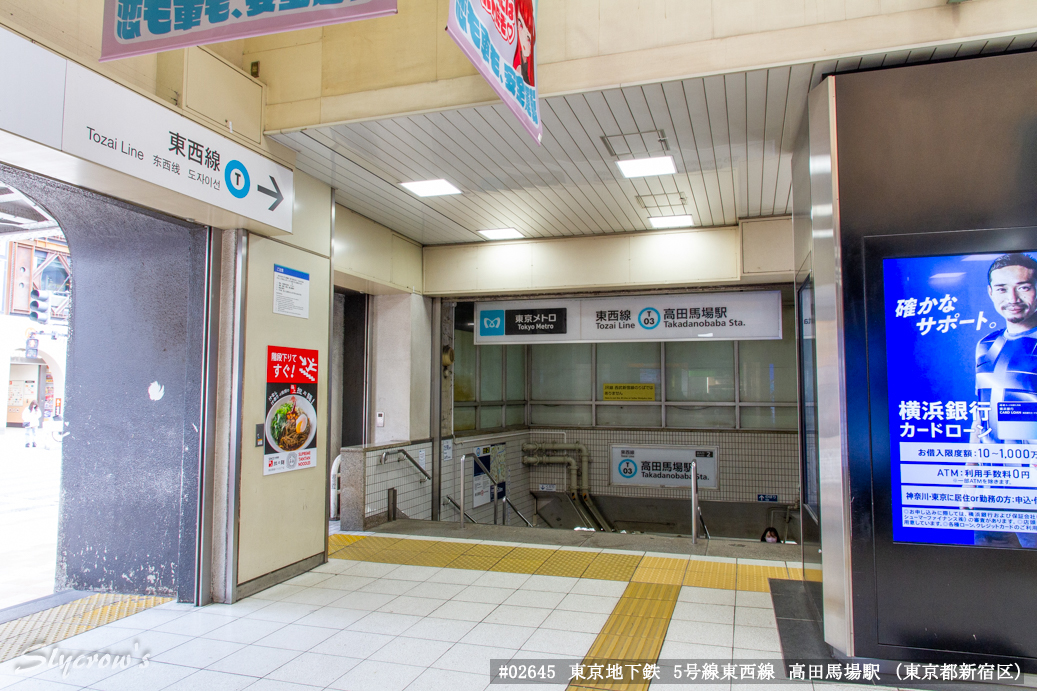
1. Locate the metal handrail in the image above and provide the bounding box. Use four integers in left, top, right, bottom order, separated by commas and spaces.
458, 453, 474, 528
505, 497, 533, 527
469, 453, 502, 524
445, 495, 478, 524
381, 448, 430, 483
691, 460, 699, 545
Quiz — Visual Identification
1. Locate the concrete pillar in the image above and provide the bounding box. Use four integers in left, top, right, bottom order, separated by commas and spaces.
369, 293, 431, 445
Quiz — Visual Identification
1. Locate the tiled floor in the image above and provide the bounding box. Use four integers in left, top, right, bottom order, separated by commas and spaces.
0, 533, 883, 691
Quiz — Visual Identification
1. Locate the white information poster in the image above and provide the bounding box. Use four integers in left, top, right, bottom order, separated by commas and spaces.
273, 264, 310, 319
610, 445, 719, 490
473, 443, 507, 508
475, 292, 782, 344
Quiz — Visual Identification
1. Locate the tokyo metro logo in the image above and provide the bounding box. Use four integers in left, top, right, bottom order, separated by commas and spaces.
481, 311, 505, 336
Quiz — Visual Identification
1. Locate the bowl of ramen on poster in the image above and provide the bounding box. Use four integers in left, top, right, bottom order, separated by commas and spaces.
265, 393, 317, 454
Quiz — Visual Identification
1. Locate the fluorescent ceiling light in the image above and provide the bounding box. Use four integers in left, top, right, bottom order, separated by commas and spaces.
400, 179, 462, 197
649, 215, 694, 229
478, 228, 524, 240
616, 155, 676, 178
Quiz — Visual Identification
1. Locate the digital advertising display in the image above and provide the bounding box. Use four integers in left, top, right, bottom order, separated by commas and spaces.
885, 251, 1037, 549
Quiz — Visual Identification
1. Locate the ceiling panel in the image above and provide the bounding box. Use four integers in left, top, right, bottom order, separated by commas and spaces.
271, 40, 1035, 246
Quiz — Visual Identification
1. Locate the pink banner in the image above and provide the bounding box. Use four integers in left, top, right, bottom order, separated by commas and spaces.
446, 0, 542, 144
101, 0, 397, 62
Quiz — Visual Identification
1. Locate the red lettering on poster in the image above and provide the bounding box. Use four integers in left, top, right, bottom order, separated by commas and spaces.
268, 346, 318, 384
482, 0, 515, 43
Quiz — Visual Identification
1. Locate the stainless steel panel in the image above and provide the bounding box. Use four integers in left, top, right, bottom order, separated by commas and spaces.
805, 77, 854, 657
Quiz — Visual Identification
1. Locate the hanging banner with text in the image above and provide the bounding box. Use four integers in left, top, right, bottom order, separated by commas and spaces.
102, 0, 397, 61
474, 292, 782, 344
264, 346, 319, 476
447, 0, 542, 143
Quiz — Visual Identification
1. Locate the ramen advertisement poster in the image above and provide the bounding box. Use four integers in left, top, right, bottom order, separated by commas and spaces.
264, 346, 318, 476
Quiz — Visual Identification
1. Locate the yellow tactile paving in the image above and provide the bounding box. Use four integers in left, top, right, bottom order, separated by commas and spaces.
790, 566, 823, 582
327, 533, 366, 554
490, 547, 554, 574
629, 556, 689, 586
736, 564, 790, 592
458, 543, 516, 558
389, 538, 439, 552
0, 594, 171, 664
329, 535, 403, 560
581, 553, 642, 581
444, 555, 504, 570
570, 582, 681, 691
682, 559, 737, 589
534, 549, 598, 578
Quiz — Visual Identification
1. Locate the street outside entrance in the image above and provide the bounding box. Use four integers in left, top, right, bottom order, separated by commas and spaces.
0, 428, 61, 610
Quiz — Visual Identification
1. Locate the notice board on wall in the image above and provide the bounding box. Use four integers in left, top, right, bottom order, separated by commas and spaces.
473, 443, 507, 508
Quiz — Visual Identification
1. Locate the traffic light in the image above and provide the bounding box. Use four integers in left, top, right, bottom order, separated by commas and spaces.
29, 289, 50, 324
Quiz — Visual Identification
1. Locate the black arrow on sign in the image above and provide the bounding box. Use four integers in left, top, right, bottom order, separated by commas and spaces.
257, 176, 284, 211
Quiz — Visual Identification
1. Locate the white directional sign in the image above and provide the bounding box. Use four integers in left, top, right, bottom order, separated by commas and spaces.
475, 292, 781, 344
610, 445, 718, 490
61, 63, 293, 232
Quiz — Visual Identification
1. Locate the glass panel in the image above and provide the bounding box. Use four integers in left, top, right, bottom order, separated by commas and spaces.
596, 342, 661, 401
479, 406, 502, 429
531, 344, 592, 401
39, 262, 69, 292
506, 345, 525, 401
666, 405, 736, 429
739, 306, 798, 402
740, 406, 798, 430
506, 405, 525, 426
480, 344, 503, 402
798, 281, 820, 520
454, 329, 476, 402
597, 405, 662, 427
454, 406, 476, 431
530, 404, 592, 426
665, 341, 735, 402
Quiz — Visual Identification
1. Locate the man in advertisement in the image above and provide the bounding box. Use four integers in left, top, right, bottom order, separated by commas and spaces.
970, 253, 1037, 548
971, 253, 1037, 445
886, 250, 1037, 548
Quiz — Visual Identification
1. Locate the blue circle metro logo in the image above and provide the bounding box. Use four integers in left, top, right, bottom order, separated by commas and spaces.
225, 160, 250, 199
638, 307, 661, 330
619, 459, 637, 478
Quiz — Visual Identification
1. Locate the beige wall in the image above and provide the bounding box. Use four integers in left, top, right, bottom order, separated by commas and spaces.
286, 171, 334, 256
236, 236, 331, 585
423, 225, 759, 295
248, 0, 1037, 132
333, 205, 423, 294
423, 220, 796, 295
236, 175, 333, 586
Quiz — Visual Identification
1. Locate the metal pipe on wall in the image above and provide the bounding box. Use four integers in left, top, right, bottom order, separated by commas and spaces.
521, 442, 590, 492
522, 455, 578, 494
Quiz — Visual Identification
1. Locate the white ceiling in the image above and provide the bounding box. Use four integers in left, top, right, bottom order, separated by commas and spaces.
273, 34, 1037, 247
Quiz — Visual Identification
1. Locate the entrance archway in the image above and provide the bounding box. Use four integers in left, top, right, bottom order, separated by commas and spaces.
0, 164, 210, 606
